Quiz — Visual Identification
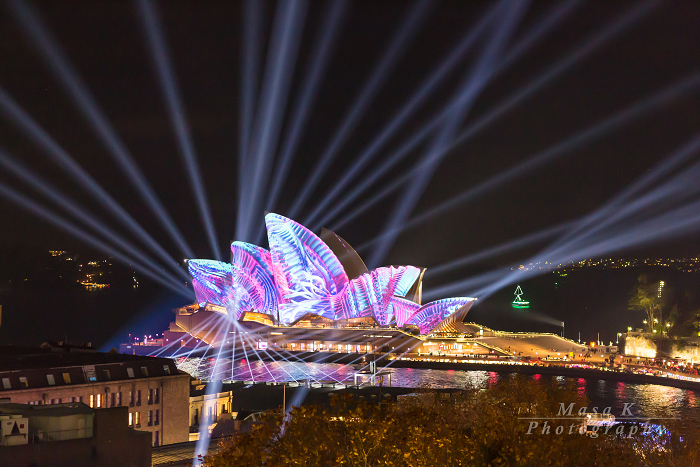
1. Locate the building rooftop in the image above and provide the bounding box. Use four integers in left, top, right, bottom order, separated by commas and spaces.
0, 345, 174, 372
0, 346, 184, 392
0, 401, 94, 417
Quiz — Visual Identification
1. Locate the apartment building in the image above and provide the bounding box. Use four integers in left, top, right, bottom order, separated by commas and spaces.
0, 344, 189, 446
0, 402, 151, 467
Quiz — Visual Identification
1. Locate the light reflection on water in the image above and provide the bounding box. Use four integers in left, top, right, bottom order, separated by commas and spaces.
177, 358, 700, 419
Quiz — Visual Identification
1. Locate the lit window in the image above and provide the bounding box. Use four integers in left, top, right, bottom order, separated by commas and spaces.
134, 411, 141, 426
2, 378, 11, 389
89, 395, 94, 408
62, 373, 71, 384
46, 374, 55, 386
129, 412, 133, 426
19, 377, 28, 388
127, 368, 135, 378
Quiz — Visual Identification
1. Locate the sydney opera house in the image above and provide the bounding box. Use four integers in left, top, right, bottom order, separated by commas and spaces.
166, 214, 475, 354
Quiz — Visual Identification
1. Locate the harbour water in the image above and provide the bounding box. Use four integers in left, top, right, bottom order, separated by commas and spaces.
177, 358, 700, 420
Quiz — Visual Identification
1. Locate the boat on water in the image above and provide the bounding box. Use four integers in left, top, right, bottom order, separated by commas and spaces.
511, 285, 530, 309
581, 412, 615, 433
580, 414, 671, 450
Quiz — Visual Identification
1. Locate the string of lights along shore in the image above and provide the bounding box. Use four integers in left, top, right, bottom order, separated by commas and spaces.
1, 1, 699, 466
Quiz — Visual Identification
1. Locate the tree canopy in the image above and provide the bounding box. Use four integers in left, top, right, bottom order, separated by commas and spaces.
629, 274, 662, 332
202, 376, 700, 466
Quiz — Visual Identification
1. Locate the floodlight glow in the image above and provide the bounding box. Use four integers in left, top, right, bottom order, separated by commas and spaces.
212, 322, 275, 381
551, 128, 700, 250
304, 0, 507, 227
287, 0, 433, 220
328, 1, 663, 238
256, 0, 348, 244
0, 181, 194, 300
440, 0, 662, 154
367, 1, 529, 268
536, 139, 700, 268
239, 0, 263, 200
556, 167, 700, 258
138, 0, 221, 260
188, 213, 474, 335
8, 0, 195, 260
427, 222, 573, 277
237, 0, 308, 242
0, 86, 190, 282
308, 0, 580, 230
192, 378, 222, 466
286, 386, 310, 415
0, 147, 184, 289
423, 267, 512, 302
427, 136, 700, 302
353, 71, 700, 252
148, 318, 217, 357
566, 199, 700, 266
472, 198, 700, 302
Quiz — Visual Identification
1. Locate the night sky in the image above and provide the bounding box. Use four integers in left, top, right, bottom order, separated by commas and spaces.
0, 1, 699, 345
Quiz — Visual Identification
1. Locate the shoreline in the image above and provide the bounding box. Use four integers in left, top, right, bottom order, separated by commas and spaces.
384, 359, 700, 391
168, 348, 700, 391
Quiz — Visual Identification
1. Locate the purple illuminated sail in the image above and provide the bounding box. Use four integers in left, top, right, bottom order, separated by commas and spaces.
230, 242, 278, 318
265, 213, 348, 324
187, 213, 476, 333
405, 297, 476, 334
390, 296, 421, 327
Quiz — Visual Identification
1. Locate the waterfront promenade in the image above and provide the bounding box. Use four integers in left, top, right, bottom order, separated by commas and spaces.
383, 358, 700, 391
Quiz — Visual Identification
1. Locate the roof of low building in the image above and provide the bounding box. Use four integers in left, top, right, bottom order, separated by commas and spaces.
0, 346, 186, 391
0, 345, 174, 372
0, 401, 94, 417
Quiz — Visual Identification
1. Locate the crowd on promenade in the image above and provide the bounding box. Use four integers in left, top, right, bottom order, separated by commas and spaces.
400, 350, 700, 384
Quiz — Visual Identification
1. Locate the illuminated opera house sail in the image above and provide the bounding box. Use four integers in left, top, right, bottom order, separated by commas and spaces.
180, 213, 475, 343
